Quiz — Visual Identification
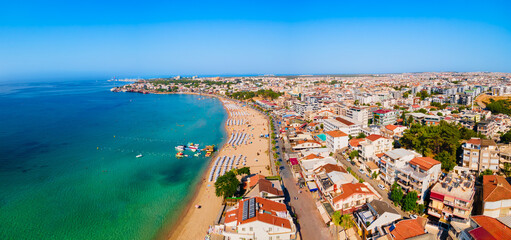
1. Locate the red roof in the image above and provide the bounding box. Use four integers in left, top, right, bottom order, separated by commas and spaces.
409, 157, 441, 171
470, 215, 511, 240
483, 175, 511, 202
325, 130, 348, 138
373, 109, 393, 114
349, 138, 366, 147
335, 117, 355, 126
388, 218, 426, 240
366, 134, 384, 141
332, 183, 377, 203
467, 138, 482, 145
385, 125, 398, 131
224, 197, 291, 229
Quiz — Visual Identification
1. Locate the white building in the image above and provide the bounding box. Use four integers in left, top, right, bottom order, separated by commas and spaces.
360, 134, 393, 161
221, 197, 297, 240
325, 130, 349, 152
347, 107, 369, 127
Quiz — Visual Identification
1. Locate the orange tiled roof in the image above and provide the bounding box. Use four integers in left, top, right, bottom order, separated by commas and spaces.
388, 218, 426, 240
325, 130, 348, 138
467, 138, 482, 145
314, 163, 347, 173
385, 125, 398, 131
470, 215, 511, 240
224, 197, 291, 229
409, 157, 441, 171
366, 134, 384, 141
332, 183, 376, 203
303, 154, 324, 160
483, 175, 511, 202
349, 138, 366, 147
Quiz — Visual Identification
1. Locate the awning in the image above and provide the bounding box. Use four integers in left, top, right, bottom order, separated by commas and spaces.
307, 182, 318, 192
290, 158, 299, 165
430, 192, 444, 201
444, 196, 455, 202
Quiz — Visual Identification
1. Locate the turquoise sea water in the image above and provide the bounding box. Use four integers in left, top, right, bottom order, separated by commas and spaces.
0, 80, 226, 239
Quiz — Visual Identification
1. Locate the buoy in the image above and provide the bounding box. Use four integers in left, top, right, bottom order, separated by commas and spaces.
97, 147, 99, 150
114, 135, 116, 138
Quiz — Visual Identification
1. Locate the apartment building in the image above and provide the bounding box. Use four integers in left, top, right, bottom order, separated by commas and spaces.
323, 117, 362, 136
221, 197, 297, 240
462, 138, 500, 173
380, 125, 407, 139
330, 182, 381, 214
359, 134, 393, 161
482, 175, 511, 218
428, 167, 475, 221
372, 109, 397, 126
477, 120, 498, 139
394, 157, 441, 202
347, 106, 369, 127
324, 130, 349, 152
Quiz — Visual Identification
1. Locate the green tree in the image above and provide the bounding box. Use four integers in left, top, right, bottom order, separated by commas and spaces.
214, 171, 240, 198
501, 130, 511, 144
237, 167, 251, 175
349, 150, 359, 159
402, 191, 418, 212
479, 169, 494, 181
403, 92, 410, 98
332, 211, 342, 226
390, 183, 404, 206
486, 99, 511, 115
372, 172, 378, 179
356, 132, 367, 139
417, 108, 427, 114
416, 204, 425, 214
340, 214, 355, 230
320, 123, 324, 129
437, 112, 443, 116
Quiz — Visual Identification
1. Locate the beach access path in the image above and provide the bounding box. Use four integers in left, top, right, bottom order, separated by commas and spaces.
166, 98, 271, 240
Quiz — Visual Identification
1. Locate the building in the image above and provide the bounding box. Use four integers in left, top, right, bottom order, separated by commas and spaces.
428, 167, 475, 221
244, 175, 285, 203
324, 130, 349, 152
394, 157, 442, 202
459, 215, 511, 240
359, 134, 393, 161
380, 125, 408, 139
477, 120, 498, 138
221, 197, 297, 240
323, 117, 362, 136
330, 182, 381, 214
312, 163, 356, 201
379, 149, 422, 186
347, 107, 369, 127
482, 175, 511, 218
354, 200, 401, 240
383, 217, 432, 240
292, 139, 322, 151
462, 138, 500, 173
372, 109, 397, 126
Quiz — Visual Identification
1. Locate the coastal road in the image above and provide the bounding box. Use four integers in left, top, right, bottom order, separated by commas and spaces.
272, 117, 334, 240
333, 152, 408, 217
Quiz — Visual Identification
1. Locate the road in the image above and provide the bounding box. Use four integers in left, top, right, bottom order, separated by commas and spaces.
333, 151, 408, 217
271, 116, 334, 240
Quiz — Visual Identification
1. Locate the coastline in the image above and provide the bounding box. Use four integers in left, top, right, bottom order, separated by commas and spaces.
155, 94, 230, 240
153, 92, 271, 240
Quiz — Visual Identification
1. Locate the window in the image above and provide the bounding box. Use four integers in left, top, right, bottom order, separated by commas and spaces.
242, 228, 245, 231
249, 227, 253, 232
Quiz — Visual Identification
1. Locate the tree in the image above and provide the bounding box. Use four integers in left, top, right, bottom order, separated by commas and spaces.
356, 132, 367, 139
340, 214, 354, 230
237, 167, 251, 175
416, 204, 425, 214
214, 171, 240, 198
418, 108, 427, 114
437, 112, 443, 116
402, 191, 418, 212
320, 123, 324, 129
403, 92, 410, 98
332, 211, 342, 226
349, 150, 359, 159
372, 172, 378, 179
479, 169, 494, 181
503, 163, 511, 177
390, 183, 404, 206
501, 130, 511, 144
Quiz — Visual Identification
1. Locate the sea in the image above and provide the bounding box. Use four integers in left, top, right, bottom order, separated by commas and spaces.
0, 80, 227, 240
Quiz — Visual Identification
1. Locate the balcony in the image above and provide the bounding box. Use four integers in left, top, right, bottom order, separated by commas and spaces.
428, 208, 442, 218
396, 180, 410, 190
397, 173, 409, 182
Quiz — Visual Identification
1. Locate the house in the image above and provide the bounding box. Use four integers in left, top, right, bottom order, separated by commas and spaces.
359, 134, 393, 161
482, 175, 511, 218
324, 130, 349, 152
349, 138, 366, 151
330, 182, 381, 214
462, 138, 500, 173
292, 139, 322, 151
383, 217, 432, 240
312, 163, 356, 201
380, 125, 408, 139
459, 215, 511, 240
244, 175, 285, 203
428, 167, 475, 221
299, 156, 337, 181
221, 197, 297, 240
394, 157, 442, 202
354, 200, 402, 240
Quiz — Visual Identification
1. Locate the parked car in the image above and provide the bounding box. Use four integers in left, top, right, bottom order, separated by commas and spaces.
378, 184, 385, 190
359, 169, 366, 174
409, 214, 418, 219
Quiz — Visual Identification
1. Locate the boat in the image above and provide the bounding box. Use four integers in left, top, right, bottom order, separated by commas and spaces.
205, 152, 212, 157
186, 142, 200, 151
194, 153, 200, 157
136, 154, 143, 158
176, 152, 184, 158
175, 145, 185, 151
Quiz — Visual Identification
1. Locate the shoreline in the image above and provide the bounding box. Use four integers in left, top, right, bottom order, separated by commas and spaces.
156, 93, 270, 240
156, 94, 230, 240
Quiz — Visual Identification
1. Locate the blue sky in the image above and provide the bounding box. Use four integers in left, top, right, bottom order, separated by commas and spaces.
1, 0, 510, 81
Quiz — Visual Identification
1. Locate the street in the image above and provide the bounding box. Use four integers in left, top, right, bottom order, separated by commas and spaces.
333, 151, 408, 217
272, 116, 334, 240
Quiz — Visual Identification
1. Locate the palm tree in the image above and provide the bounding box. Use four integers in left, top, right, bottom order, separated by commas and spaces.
340, 214, 354, 230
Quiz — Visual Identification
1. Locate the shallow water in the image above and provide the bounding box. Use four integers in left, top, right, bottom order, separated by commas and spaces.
0, 80, 226, 239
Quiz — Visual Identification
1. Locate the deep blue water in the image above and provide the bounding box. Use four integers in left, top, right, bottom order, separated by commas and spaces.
0, 80, 226, 239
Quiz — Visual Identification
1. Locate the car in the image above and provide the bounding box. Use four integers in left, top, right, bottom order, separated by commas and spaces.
378, 184, 385, 190
409, 214, 418, 219
358, 169, 366, 174
279, 166, 285, 170
278, 159, 282, 162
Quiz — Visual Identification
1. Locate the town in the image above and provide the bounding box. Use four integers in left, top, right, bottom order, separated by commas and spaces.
113, 72, 511, 240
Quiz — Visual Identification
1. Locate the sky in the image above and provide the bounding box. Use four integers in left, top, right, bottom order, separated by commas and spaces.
0, 0, 510, 81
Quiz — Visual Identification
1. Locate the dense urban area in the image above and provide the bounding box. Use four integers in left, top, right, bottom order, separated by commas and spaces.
113, 72, 511, 240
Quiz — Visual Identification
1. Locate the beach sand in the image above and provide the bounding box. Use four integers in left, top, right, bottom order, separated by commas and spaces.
166, 98, 271, 240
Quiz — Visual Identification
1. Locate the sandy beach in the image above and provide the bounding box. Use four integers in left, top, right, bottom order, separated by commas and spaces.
165, 97, 271, 240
